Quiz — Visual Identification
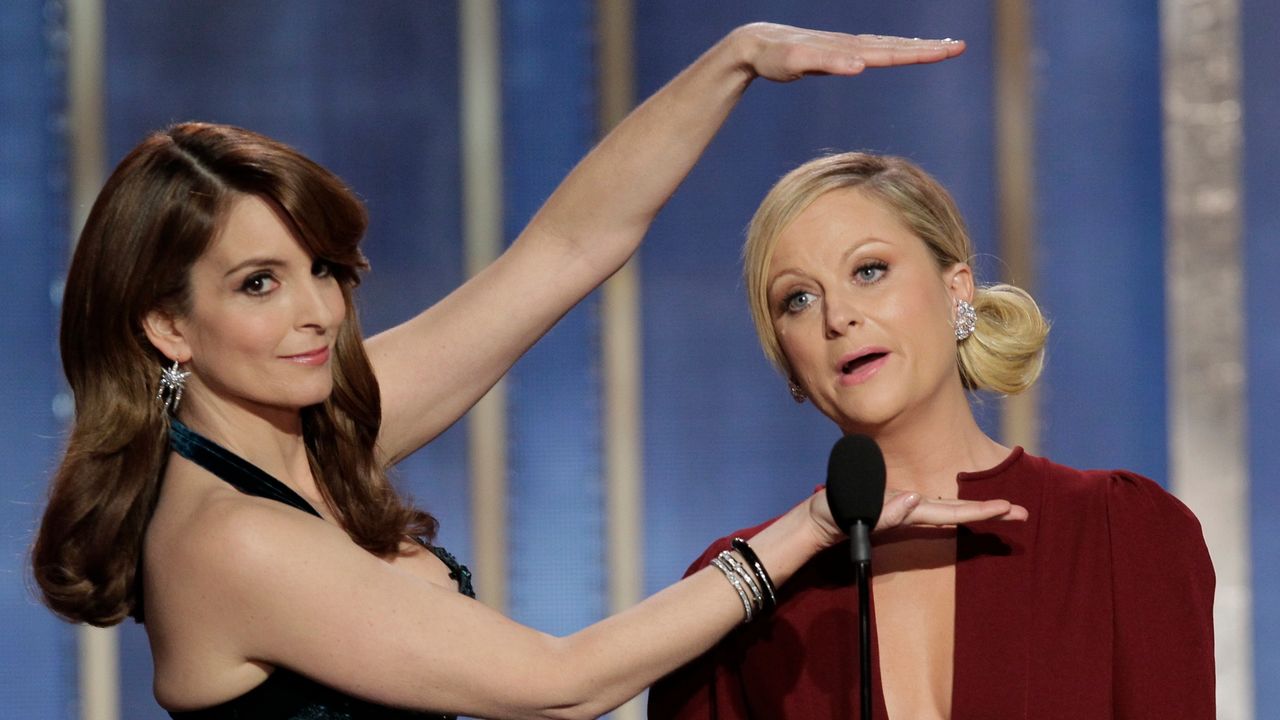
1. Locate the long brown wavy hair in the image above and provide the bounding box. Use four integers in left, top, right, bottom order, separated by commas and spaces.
32, 122, 438, 626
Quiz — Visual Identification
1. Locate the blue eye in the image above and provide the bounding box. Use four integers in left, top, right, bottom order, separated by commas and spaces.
783, 291, 817, 314
854, 261, 888, 284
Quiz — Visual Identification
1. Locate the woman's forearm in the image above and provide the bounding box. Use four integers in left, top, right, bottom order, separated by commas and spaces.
515, 28, 758, 276
531, 497, 832, 720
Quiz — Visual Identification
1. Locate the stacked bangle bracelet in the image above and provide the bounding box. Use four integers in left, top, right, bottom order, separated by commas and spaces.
731, 537, 777, 612
709, 537, 778, 624
710, 555, 755, 623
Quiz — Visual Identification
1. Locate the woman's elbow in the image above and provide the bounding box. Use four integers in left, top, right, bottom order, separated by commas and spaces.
519, 639, 626, 720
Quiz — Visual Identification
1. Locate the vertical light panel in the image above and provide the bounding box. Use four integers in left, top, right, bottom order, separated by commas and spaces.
68, 0, 104, 238
993, 0, 1039, 453
460, 0, 509, 613
68, 0, 118, 718
1160, 0, 1253, 717
597, 1, 643, 718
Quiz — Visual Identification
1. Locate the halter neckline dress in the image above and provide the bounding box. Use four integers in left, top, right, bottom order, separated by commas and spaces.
165, 418, 473, 720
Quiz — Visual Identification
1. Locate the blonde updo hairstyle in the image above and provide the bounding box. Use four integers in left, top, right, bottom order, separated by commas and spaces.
744, 152, 1048, 395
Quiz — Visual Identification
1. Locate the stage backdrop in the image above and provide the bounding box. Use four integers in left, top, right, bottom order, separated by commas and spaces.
0, 1, 1275, 718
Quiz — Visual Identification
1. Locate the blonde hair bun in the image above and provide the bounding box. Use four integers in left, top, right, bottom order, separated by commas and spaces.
959, 283, 1049, 394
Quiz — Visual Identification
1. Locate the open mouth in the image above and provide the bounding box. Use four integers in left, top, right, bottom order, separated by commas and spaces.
841, 352, 888, 375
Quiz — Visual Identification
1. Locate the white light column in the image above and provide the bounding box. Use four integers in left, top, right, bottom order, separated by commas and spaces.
1160, 0, 1253, 716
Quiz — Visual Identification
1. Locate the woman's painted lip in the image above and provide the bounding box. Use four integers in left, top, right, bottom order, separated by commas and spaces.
837, 350, 889, 386
283, 346, 330, 366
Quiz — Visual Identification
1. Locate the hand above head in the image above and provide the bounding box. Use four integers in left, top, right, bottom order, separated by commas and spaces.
726, 23, 965, 82
368, 21, 966, 465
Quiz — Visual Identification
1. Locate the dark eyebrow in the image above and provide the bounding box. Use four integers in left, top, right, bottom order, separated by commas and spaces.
222, 257, 287, 278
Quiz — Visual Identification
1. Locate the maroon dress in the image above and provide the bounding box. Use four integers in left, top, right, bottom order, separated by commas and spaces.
648, 448, 1215, 719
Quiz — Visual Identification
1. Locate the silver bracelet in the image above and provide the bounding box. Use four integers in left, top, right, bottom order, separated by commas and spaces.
710, 556, 754, 623
718, 550, 763, 609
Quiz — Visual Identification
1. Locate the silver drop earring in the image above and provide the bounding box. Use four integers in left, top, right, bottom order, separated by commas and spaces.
954, 299, 977, 341
156, 359, 191, 412
787, 380, 807, 404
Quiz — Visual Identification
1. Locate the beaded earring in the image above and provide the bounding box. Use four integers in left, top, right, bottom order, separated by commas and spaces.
954, 299, 977, 341
156, 359, 190, 412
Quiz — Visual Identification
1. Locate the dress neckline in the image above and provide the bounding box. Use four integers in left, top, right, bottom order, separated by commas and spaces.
165, 416, 475, 599
956, 445, 1026, 482
167, 417, 323, 519
162, 419, 473, 719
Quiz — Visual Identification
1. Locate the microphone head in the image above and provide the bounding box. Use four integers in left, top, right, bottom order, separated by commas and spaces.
825, 434, 887, 530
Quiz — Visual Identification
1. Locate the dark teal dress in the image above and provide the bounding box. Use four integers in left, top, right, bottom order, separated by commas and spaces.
166, 418, 474, 720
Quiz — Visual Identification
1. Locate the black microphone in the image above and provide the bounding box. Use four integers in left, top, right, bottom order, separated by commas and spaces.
824, 434, 886, 720
826, 434, 887, 562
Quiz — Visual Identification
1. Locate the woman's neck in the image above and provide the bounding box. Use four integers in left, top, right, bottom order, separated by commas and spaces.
848, 383, 1010, 498
174, 395, 319, 499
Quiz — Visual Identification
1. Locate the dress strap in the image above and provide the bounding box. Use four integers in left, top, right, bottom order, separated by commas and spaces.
167, 417, 323, 519
428, 545, 475, 599
166, 417, 476, 600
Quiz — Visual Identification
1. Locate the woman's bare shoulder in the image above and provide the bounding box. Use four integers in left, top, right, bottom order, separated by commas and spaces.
142, 458, 531, 715
143, 470, 335, 709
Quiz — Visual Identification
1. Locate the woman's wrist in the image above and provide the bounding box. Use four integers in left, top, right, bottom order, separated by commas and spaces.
711, 24, 766, 89
803, 490, 844, 550
746, 494, 839, 591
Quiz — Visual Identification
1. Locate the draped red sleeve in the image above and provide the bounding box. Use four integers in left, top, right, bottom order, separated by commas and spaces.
1106, 470, 1215, 718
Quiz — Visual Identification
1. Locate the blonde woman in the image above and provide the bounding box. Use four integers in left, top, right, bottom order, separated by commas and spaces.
649, 153, 1214, 720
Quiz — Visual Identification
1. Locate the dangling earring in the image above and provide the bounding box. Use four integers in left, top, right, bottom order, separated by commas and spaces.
156, 359, 190, 413
787, 380, 807, 404
954, 299, 977, 341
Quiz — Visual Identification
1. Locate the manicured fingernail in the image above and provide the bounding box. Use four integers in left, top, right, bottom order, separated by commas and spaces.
905, 493, 921, 507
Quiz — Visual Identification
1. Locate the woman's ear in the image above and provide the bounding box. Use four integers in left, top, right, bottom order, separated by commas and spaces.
945, 262, 975, 303
142, 308, 190, 362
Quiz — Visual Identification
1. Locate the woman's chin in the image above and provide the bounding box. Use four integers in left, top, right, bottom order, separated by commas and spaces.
817, 396, 902, 434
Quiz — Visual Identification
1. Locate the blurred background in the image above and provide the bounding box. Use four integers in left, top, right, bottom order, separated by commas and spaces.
1, 1, 1274, 718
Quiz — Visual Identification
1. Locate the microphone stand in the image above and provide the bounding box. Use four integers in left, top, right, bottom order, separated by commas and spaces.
857, 558, 872, 719
851, 519, 873, 719
823, 433, 886, 719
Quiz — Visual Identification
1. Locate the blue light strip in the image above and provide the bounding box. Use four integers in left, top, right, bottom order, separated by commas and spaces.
500, 0, 607, 638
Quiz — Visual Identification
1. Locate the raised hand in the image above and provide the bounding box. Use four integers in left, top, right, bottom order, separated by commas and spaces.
370, 22, 965, 464
727, 23, 965, 82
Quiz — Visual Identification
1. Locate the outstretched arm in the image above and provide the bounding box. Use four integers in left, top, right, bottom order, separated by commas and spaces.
366, 24, 965, 462
184, 477, 1021, 718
